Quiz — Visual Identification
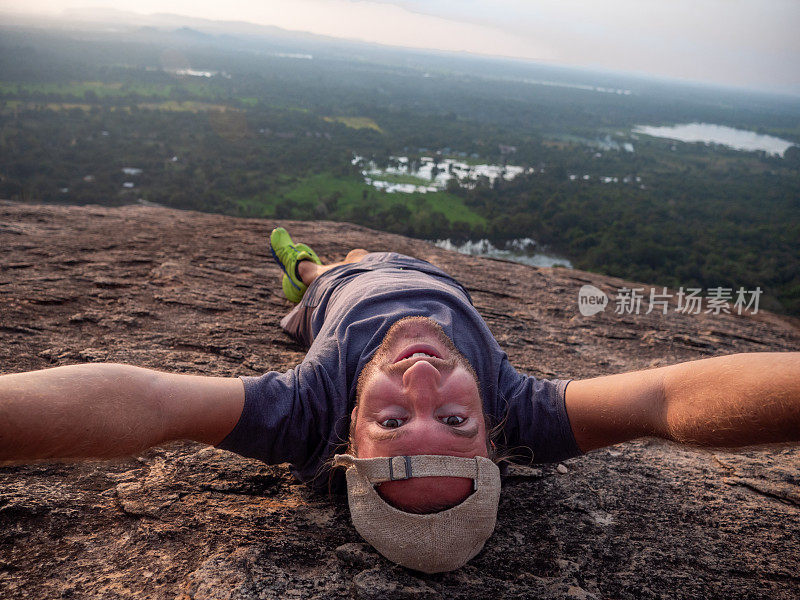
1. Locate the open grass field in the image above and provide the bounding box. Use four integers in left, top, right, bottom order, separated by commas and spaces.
323, 116, 383, 132
0, 100, 238, 114
0, 80, 221, 99
368, 172, 433, 186
138, 101, 238, 113
0, 101, 94, 112
235, 172, 486, 227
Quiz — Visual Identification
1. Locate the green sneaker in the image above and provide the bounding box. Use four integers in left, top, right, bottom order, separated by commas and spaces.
269, 227, 322, 303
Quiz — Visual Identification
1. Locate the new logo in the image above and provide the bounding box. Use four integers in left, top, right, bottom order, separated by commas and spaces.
578, 285, 608, 316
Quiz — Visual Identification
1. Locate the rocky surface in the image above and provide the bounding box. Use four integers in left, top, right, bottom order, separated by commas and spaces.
1, 200, 798, 599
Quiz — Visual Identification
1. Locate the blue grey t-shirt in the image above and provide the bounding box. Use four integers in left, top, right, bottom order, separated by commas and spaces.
216, 252, 581, 489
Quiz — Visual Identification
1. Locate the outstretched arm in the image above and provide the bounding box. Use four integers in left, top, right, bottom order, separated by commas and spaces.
0, 363, 244, 464
564, 352, 800, 453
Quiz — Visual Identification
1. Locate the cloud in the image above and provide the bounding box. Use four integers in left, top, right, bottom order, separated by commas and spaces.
350, 0, 800, 85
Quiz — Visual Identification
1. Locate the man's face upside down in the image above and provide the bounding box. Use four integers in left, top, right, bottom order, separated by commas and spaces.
352, 316, 489, 513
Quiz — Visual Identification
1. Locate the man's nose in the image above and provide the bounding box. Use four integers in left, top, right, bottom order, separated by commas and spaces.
402, 359, 442, 389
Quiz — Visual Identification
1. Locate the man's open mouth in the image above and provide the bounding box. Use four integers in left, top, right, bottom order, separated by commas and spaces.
393, 345, 441, 363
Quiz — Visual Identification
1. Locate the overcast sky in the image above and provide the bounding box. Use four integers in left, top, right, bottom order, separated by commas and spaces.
3, 0, 799, 95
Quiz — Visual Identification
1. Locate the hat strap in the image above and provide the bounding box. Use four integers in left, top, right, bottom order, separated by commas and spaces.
333, 454, 482, 483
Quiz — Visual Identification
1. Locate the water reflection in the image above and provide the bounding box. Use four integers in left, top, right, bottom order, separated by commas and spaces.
433, 238, 572, 268
353, 155, 530, 193
633, 123, 796, 157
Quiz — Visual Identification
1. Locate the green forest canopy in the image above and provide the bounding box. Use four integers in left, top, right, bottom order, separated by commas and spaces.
0, 23, 798, 314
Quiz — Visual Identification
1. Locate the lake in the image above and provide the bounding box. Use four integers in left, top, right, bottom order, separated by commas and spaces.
633, 123, 796, 157
433, 238, 573, 269
354, 155, 530, 193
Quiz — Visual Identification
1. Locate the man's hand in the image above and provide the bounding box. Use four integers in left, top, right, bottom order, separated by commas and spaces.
565, 352, 800, 453
0, 363, 244, 464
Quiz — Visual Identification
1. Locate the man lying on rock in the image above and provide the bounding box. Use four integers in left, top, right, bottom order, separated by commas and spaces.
1, 227, 798, 573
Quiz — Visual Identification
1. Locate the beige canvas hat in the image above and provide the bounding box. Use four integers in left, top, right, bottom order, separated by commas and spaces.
333, 453, 501, 574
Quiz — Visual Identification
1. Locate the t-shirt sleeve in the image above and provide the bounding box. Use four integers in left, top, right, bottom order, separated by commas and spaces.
496, 358, 583, 464
214, 363, 338, 471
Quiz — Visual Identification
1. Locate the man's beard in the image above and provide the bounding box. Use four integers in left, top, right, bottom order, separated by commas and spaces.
349, 316, 490, 460
355, 316, 480, 405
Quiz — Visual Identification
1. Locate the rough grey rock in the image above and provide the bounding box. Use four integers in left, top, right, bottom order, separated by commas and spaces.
335, 543, 380, 570
352, 567, 437, 600
1, 201, 799, 599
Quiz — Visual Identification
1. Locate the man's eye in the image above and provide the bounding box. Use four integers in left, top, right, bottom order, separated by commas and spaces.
380, 418, 404, 428
442, 415, 465, 426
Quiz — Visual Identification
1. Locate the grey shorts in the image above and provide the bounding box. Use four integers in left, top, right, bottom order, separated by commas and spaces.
279, 251, 466, 348
279, 301, 317, 348
279, 252, 397, 348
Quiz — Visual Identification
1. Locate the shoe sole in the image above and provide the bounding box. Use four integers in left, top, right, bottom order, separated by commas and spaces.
270, 244, 302, 292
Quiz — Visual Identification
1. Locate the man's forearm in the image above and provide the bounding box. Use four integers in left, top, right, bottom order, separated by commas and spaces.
661, 352, 800, 447
0, 363, 167, 464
